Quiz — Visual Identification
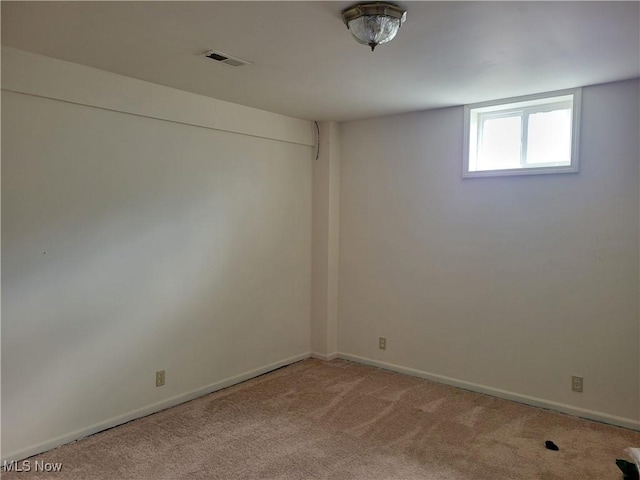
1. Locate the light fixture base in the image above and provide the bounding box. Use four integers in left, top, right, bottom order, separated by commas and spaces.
341, 2, 407, 26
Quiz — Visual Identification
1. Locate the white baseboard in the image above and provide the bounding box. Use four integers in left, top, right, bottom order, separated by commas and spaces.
2, 352, 311, 463
8, 350, 635, 462
310, 351, 339, 361
338, 353, 640, 431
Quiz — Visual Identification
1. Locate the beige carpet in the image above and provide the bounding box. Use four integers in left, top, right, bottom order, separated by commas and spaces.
4, 359, 638, 479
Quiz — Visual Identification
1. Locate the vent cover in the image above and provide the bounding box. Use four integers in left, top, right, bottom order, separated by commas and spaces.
201, 50, 252, 67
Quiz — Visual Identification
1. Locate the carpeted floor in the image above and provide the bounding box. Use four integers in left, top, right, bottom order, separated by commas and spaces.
3, 358, 638, 479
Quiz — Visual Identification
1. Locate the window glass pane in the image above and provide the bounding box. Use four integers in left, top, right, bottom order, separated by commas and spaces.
464, 89, 580, 177
526, 109, 571, 165
477, 115, 522, 170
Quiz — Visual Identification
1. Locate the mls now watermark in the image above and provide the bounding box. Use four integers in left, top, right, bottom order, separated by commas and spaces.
2, 460, 63, 473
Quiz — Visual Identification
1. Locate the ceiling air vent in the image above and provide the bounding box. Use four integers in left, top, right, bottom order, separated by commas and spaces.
201, 50, 252, 67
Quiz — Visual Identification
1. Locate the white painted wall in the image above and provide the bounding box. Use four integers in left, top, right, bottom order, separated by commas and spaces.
338, 79, 640, 426
1, 48, 313, 460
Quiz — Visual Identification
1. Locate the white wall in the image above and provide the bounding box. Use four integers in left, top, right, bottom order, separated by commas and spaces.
1, 48, 314, 460
338, 79, 640, 427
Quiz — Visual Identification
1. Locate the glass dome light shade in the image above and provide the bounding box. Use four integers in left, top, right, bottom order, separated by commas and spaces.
342, 3, 407, 51
347, 15, 401, 50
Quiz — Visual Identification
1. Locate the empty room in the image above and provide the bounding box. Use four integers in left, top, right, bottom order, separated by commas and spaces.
2, 1, 639, 479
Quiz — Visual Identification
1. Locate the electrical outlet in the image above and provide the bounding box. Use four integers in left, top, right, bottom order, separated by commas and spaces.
571, 375, 583, 393
379, 337, 386, 350
156, 370, 165, 387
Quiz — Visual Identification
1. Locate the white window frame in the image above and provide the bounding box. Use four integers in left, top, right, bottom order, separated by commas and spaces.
463, 88, 582, 178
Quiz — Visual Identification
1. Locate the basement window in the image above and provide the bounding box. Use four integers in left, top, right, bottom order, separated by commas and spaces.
463, 88, 581, 178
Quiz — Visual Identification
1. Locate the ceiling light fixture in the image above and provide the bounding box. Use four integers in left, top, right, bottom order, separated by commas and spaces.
342, 2, 407, 52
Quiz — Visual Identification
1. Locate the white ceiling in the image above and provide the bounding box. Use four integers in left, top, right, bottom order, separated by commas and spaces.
2, 1, 639, 122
